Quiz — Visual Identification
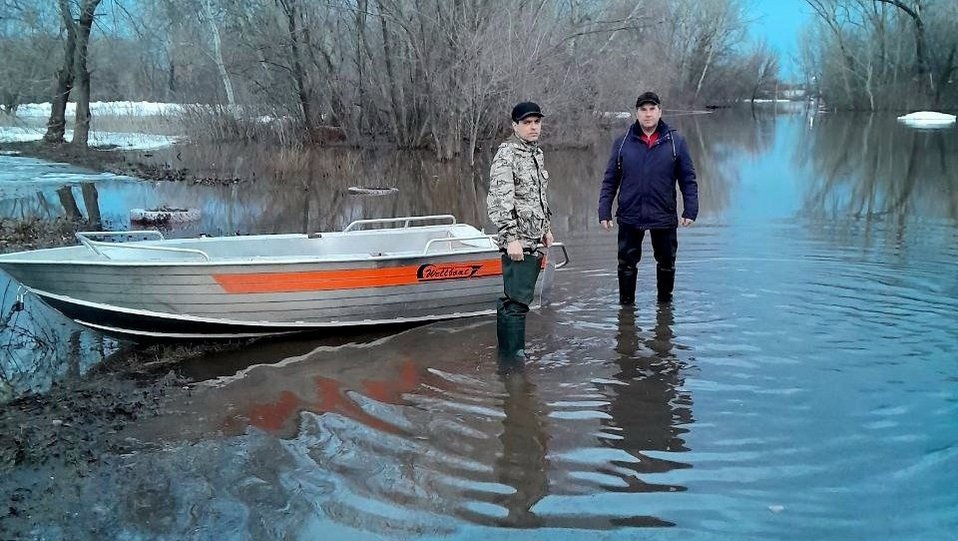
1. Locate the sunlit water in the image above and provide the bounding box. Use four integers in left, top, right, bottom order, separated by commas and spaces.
1, 110, 956, 539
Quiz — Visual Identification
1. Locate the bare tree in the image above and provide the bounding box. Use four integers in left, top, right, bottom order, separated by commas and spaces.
873, 0, 931, 92
71, 0, 103, 147
275, 0, 317, 140
745, 40, 780, 102
43, 0, 78, 143
0, 2, 59, 114
200, 0, 237, 109
41, 0, 101, 146
804, 0, 956, 109
0, 0, 777, 152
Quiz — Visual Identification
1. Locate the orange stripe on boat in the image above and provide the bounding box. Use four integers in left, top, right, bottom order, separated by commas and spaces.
213, 259, 503, 293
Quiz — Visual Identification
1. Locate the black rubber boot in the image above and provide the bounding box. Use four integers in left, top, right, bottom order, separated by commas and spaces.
496, 253, 540, 371
497, 317, 527, 373
656, 267, 675, 303
497, 316, 527, 360
618, 268, 637, 305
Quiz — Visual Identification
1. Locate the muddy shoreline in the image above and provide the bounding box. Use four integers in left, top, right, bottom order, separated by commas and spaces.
0, 337, 258, 537
0, 142, 260, 536
0, 140, 244, 185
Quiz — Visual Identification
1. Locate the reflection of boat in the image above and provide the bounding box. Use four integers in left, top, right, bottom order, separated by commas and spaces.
896, 111, 956, 128
0, 215, 568, 340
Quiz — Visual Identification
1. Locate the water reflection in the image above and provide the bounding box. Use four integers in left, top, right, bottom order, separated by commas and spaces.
799, 114, 957, 221
0, 111, 765, 242
2, 111, 957, 539
236, 356, 424, 438
0, 279, 116, 400
4, 112, 952, 239
148, 144, 490, 235
603, 306, 691, 497
492, 371, 549, 528
4, 111, 953, 406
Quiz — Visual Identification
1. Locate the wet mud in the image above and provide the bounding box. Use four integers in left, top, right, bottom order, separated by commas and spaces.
0, 341, 253, 538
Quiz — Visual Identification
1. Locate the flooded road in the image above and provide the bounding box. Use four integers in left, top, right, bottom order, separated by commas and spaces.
1, 110, 956, 539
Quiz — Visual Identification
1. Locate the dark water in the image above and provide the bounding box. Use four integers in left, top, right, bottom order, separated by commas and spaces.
1, 110, 956, 539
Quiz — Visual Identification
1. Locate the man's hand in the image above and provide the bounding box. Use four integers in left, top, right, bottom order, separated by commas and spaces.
680, 218, 694, 227
600, 220, 614, 231
506, 240, 524, 261
542, 231, 554, 247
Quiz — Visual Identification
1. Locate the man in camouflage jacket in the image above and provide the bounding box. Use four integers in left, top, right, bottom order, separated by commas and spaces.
487, 101, 554, 370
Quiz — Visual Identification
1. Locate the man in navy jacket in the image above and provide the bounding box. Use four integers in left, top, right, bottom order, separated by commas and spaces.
598, 91, 698, 304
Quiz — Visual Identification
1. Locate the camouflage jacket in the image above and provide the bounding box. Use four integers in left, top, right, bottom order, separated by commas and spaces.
487, 135, 551, 250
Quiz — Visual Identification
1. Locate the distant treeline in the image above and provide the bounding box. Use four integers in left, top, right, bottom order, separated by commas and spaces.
0, 0, 784, 154
802, 0, 957, 110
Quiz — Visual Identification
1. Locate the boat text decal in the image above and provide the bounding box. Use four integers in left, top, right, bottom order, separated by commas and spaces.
212, 259, 502, 294
416, 263, 483, 281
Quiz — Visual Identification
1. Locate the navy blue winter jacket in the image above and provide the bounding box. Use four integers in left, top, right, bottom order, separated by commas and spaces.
597, 120, 698, 229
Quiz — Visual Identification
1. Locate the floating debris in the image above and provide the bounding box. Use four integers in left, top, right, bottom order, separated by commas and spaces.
130, 207, 201, 224
896, 111, 956, 129
347, 186, 399, 196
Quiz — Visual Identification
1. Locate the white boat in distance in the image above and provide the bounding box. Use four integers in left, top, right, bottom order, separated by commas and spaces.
0, 215, 568, 340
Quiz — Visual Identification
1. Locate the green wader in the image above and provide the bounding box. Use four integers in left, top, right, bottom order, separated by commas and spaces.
497, 252, 542, 370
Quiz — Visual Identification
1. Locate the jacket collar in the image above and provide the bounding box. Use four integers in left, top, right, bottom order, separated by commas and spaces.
631, 119, 671, 140
508, 134, 540, 153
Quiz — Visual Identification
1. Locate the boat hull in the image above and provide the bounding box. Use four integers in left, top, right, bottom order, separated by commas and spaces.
4, 253, 548, 339
0, 219, 563, 340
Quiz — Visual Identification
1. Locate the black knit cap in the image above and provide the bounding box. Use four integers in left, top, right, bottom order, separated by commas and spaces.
511, 101, 544, 122
635, 92, 661, 107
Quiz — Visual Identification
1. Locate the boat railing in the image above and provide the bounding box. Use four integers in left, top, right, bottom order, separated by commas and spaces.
550, 242, 570, 269
77, 230, 166, 243
75, 231, 212, 261
343, 214, 457, 232
420, 237, 569, 269
422, 235, 497, 255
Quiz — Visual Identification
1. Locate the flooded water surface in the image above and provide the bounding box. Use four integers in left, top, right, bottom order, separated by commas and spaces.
1, 110, 956, 539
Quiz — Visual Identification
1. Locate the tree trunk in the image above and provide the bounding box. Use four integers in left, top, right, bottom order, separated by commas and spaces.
43, 0, 77, 144
56, 186, 83, 221
167, 58, 176, 97
376, 0, 407, 145
694, 44, 715, 101
277, 0, 316, 141
71, 0, 101, 148
354, 0, 370, 136
202, 0, 236, 110
81, 183, 101, 229
874, 0, 931, 93
934, 45, 956, 107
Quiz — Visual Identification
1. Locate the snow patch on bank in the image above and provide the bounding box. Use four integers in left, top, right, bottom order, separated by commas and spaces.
14, 101, 185, 118
0, 126, 180, 150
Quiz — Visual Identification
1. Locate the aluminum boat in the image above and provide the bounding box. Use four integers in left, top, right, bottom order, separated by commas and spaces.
0, 215, 567, 340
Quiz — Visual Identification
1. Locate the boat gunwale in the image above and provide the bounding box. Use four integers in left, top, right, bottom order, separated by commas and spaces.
0, 246, 501, 267
0, 224, 501, 267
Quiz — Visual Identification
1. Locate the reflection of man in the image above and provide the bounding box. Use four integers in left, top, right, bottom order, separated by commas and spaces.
493, 371, 549, 527
487, 101, 553, 369
605, 306, 692, 489
598, 92, 698, 305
